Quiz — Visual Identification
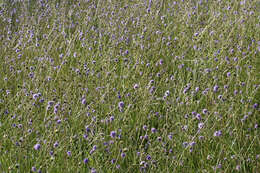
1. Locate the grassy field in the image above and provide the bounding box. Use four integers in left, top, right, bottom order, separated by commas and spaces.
0, 0, 259, 172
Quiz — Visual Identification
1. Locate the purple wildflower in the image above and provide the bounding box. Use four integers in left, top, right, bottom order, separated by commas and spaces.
137, 152, 141, 156
226, 72, 231, 77
111, 159, 116, 164
198, 122, 204, 129
82, 98, 87, 105
121, 152, 126, 158
205, 68, 211, 73
218, 95, 223, 100
34, 144, 41, 150
217, 164, 222, 169
214, 130, 222, 137
164, 90, 170, 97
168, 134, 173, 140
33, 93, 40, 100
202, 89, 208, 95
196, 113, 202, 121
178, 64, 184, 69
213, 85, 219, 92
110, 116, 114, 122
91, 168, 97, 173
92, 145, 97, 151
85, 125, 91, 133
110, 131, 116, 138
146, 155, 152, 160
133, 84, 139, 89
183, 87, 190, 94
83, 158, 89, 164
31, 167, 37, 172
198, 136, 204, 140
118, 101, 124, 109
183, 142, 189, 148
53, 141, 59, 148
202, 109, 208, 114
47, 101, 54, 107
159, 59, 164, 65
190, 141, 196, 147
67, 151, 71, 157
236, 165, 240, 171
83, 134, 88, 139
151, 127, 157, 133
149, 86, 156, 94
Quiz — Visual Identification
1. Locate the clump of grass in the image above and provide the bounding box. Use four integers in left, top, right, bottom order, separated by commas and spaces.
0, 0, 259, 172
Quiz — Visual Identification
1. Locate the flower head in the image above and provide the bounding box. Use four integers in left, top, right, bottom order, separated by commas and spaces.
83, 158, 89, 164
146, 155, 152, 160
110, 131, 116, 138
198, 122, 204, 129
34, 143, 41, 150
53, 141, 59, 148
118, 101, 124, 108
213, 85, 219, 92
67, 151, 72, 157
151, 127, 157, 133
214, 130, 222, 137
121, 152, 126, 158
202, 109, 208, 114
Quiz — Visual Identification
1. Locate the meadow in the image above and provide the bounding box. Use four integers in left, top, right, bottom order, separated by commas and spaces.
0, 0, 259, 172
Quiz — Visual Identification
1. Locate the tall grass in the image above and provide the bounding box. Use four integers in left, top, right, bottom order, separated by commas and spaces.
0, 0, 259, 172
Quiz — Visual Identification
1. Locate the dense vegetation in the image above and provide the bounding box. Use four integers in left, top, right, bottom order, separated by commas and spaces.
0, 0, 259, 172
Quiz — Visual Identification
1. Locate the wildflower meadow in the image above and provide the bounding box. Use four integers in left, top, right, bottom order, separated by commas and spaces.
0, 0, 259, 172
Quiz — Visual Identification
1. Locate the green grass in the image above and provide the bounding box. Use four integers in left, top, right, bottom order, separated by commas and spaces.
0, 0, 259, 172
